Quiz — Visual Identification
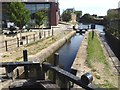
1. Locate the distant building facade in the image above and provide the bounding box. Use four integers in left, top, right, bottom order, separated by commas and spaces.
71, 13, 76, 23
1, 0, 59, 29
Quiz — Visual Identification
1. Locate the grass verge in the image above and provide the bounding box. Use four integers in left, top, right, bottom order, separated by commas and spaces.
87, 32, 108, 68
86, 31, 118, 89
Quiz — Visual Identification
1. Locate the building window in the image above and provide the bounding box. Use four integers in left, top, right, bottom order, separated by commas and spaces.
36, 4, 44, 10
25, 3, 50, 28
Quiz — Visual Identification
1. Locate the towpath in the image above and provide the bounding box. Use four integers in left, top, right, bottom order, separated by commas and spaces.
71, 30, 119, 88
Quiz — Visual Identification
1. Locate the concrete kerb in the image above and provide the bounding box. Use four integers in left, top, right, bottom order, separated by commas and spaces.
71, 30, 91, 68
71, 31, 90, 88
28, 31, 76, 63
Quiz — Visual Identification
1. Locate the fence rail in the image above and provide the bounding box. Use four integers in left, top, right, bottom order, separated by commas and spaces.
0, 30, 52, 52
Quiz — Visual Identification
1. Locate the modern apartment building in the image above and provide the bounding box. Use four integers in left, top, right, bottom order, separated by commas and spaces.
1, 0, 59, 29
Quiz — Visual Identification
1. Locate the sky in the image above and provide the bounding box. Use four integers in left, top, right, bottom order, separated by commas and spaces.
59, 0, 120, 16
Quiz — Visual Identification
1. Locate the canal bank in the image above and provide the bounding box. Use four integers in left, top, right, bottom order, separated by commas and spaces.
71, 30, 119, 88
71, 31, 91, 88
28, 31, 76, 63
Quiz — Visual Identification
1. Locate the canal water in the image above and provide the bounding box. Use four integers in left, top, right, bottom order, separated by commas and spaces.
47, 23, 104, 72
78, 23, 105, 33
57, 33, 83, 72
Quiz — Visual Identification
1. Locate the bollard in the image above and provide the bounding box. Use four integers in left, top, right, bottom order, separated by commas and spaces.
92, 30, 94, 40
5, 41, 8, 51
54, 53, 59, 66
39, 32, 41, 39
26, 36, 28, 44
17, 38, 19, 47
23, 50, 28, 61
33, 34, 35, 41
53, 53, 59, 83
91, 24, 95, 40
23, 50, 28, 78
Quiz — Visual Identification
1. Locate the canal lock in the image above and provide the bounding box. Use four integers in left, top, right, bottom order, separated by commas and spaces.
46, 32, 84, 83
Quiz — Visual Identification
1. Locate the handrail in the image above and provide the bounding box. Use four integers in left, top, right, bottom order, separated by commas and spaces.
42, 62, 97, 90
0, 61, 98, 89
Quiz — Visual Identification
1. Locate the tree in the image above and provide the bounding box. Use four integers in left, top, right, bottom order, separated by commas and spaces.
34, 11, 46, 28
62, 11, 71, 22
7, 2, 30, 44
7, 2, 30, 30
79, 13, 94, 23
107, 9, 120, 21
74, 11, 82, 21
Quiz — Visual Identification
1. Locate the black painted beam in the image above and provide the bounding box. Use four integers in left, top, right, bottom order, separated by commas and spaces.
42, 62, 97, 90
0, 61, 40, 67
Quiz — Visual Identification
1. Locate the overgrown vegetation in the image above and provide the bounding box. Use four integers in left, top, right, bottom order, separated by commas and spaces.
74, 11, 82, 21
79, 13, 94, 23
107, 9, 120, 21
105, 8, 120, 39
86, 32, 118, 89
62, 11, 72, 22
